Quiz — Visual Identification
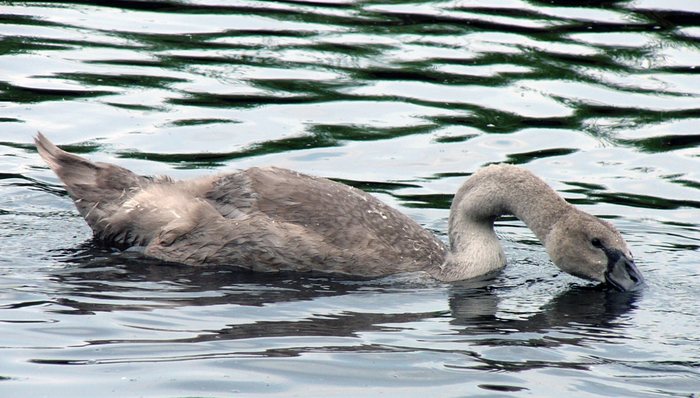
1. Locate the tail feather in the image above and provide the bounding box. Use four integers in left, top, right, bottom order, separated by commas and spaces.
35, 133, 149, 243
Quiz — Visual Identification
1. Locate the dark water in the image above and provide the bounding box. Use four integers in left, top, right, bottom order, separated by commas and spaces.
1, 0, 699, 396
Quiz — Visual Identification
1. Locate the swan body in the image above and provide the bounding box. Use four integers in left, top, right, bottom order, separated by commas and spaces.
35, 133, 643, 291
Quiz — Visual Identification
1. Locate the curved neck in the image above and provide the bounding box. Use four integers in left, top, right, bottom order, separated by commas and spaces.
429, 165, 570, 282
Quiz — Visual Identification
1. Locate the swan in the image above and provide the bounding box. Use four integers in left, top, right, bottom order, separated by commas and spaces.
35, 133, 643, 291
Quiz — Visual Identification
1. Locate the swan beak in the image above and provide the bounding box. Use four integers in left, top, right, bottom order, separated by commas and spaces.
604, 250, 644, 291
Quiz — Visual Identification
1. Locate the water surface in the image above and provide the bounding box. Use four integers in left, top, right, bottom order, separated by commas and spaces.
1, 0, 699, 396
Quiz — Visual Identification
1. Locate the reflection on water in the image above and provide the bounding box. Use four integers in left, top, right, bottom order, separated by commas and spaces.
31, 247, 641, 368
1, 0, 699, 396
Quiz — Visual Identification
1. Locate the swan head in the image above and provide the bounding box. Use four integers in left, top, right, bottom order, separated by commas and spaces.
545, 210, 644, 291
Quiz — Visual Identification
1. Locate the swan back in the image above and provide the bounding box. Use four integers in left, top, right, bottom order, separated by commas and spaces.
195, 167, 447, 273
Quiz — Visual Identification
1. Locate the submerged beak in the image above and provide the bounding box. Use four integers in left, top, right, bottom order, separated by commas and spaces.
604, 249, 644, 292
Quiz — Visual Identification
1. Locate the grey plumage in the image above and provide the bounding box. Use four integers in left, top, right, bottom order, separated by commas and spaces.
35, 133, 644, 290
35, 133, 168, 246
35, 133, 444, 276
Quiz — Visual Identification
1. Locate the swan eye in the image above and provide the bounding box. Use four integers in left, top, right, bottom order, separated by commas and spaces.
591, 238, 603, 248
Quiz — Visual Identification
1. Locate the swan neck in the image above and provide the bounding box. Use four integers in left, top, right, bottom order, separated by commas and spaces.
433, 166, 569, 282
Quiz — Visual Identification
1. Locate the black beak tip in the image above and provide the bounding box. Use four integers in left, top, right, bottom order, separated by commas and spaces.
605, 257, 645, 292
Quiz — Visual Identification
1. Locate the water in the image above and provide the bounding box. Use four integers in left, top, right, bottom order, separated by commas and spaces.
1, 0, 699, 396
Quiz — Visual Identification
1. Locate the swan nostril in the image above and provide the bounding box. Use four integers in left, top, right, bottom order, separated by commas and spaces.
627, 263, 641, 284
